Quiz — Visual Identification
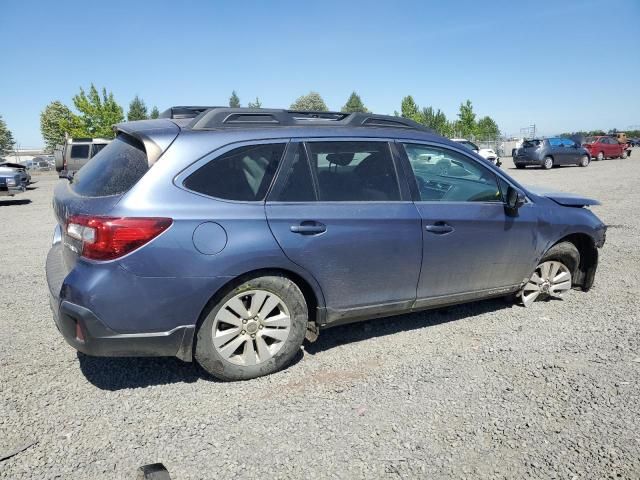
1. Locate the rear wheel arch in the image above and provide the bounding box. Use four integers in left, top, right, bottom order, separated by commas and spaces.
194, 268, 324, 353
551, 233, 598, 291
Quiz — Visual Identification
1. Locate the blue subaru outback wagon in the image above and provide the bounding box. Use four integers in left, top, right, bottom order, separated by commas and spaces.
46, 108, 607, 380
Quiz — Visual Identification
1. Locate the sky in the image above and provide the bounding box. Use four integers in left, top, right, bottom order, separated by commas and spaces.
1, 0, 639, 147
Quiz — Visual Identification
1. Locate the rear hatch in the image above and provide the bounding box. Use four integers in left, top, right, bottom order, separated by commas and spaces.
518, 139, 542, 156
49, 121, 180, 294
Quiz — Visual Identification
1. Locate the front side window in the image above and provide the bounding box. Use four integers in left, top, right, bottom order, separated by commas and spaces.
306, 141, 400, 201
403, 143, 502, 202
184, 143, 285, 201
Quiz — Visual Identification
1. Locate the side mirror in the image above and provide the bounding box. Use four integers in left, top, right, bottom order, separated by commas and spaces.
506, 186, 526, 211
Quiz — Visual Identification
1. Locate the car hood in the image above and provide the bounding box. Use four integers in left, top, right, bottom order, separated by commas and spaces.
526, 185, 600, 206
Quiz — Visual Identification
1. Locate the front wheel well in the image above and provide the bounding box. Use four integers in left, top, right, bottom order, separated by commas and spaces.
553, 233, 598, 291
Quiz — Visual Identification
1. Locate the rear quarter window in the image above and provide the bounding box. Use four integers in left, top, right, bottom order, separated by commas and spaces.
70, 145, 90, 158
70, 134, 149, 197
184, 143, 285, 201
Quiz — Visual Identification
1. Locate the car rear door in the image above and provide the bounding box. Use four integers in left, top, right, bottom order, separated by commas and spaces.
397, 141, 541, 306
265, 140, 422, 323
560, 138, 579, 164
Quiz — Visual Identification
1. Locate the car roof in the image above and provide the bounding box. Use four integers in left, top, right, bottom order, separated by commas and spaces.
116, 108, 456, 150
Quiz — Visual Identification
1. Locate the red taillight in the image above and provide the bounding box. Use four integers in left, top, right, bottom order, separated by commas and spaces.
66, 215, 172, 261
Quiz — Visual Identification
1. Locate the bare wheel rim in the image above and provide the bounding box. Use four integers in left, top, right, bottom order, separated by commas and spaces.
520, 260, 572, 307
212, 289, 292, 366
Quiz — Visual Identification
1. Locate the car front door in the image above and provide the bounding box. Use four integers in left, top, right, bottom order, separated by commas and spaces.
266, 140, 422, 323
397, 142, 542, 307
602, 137, 615, 158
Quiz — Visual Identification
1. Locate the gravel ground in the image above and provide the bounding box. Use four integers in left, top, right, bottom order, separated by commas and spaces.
1, 156, 639, 479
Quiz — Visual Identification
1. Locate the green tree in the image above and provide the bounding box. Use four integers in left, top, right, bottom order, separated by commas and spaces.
127, 95, 148, 121
421, 106, 451, 136
476, 116, 500, 140
229, 91, 241, 108
456, 99, 477, 138
247, 97, 262, 108
341, 91, 368, 113
0, 114, 15, 156
40, 101, 73, 152
65, 84, 124, 138
290, 92, 328, 111
150, 106, 160, 119
400, 95, 421, 122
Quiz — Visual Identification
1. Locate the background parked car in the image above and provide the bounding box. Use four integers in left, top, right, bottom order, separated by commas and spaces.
582, 136, 629, 160
0, 161, 31, 185
55, 138, 111, 176
0, 166, 26, 197
451, 138, 502, 166
514, 137, 591, 169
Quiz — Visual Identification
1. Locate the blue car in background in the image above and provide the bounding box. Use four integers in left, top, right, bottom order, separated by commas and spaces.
46, 108, 607, 380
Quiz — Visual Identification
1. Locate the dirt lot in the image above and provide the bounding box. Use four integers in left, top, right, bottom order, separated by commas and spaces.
1, 157, 639, 479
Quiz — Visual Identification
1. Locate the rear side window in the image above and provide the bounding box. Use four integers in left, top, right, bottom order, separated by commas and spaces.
91, 143, 108, 157
307, 141, 400, 201
184, 143, 285, 201
70, 145, 90, 158
274, 143, 316, 202
71, 134, 149, 197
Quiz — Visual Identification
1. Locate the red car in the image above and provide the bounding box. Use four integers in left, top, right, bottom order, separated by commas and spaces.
583, 136, 629, 160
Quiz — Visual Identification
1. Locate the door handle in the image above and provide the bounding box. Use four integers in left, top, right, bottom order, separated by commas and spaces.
290, 221, 326, 235
425, 222, 454, 234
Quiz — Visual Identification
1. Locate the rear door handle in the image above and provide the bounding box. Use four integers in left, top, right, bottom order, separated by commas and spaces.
425, 222, 454, 234
290, 221, 326, 235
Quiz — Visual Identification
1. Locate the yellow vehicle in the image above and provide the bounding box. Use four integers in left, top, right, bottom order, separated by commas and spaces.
613, 132, 627, 144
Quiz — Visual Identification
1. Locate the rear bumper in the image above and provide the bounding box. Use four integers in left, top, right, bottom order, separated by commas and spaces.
46, 239, 198, 361
513, 155, 542, 165
0, 184, 25, 196
50, 298, 195, 361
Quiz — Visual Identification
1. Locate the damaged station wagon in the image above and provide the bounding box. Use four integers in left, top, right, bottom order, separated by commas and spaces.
46, 108, 607, 380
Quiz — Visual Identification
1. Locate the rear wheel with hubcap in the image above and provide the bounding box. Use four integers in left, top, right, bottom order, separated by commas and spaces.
520, 242, 578, 307
621, 150, 628, 159
542, 156, 553, 169
597, 151, 604, 161
195, 275, 308, 381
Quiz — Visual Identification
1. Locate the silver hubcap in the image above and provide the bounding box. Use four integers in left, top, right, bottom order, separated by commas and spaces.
521, 261, 572, 307
212, 290, 291, 366
544, 158, 552, 169
581, 156, 589, 166
597, 152, 603, 160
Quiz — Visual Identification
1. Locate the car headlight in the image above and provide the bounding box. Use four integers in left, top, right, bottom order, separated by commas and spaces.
6, 178, 16, 187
